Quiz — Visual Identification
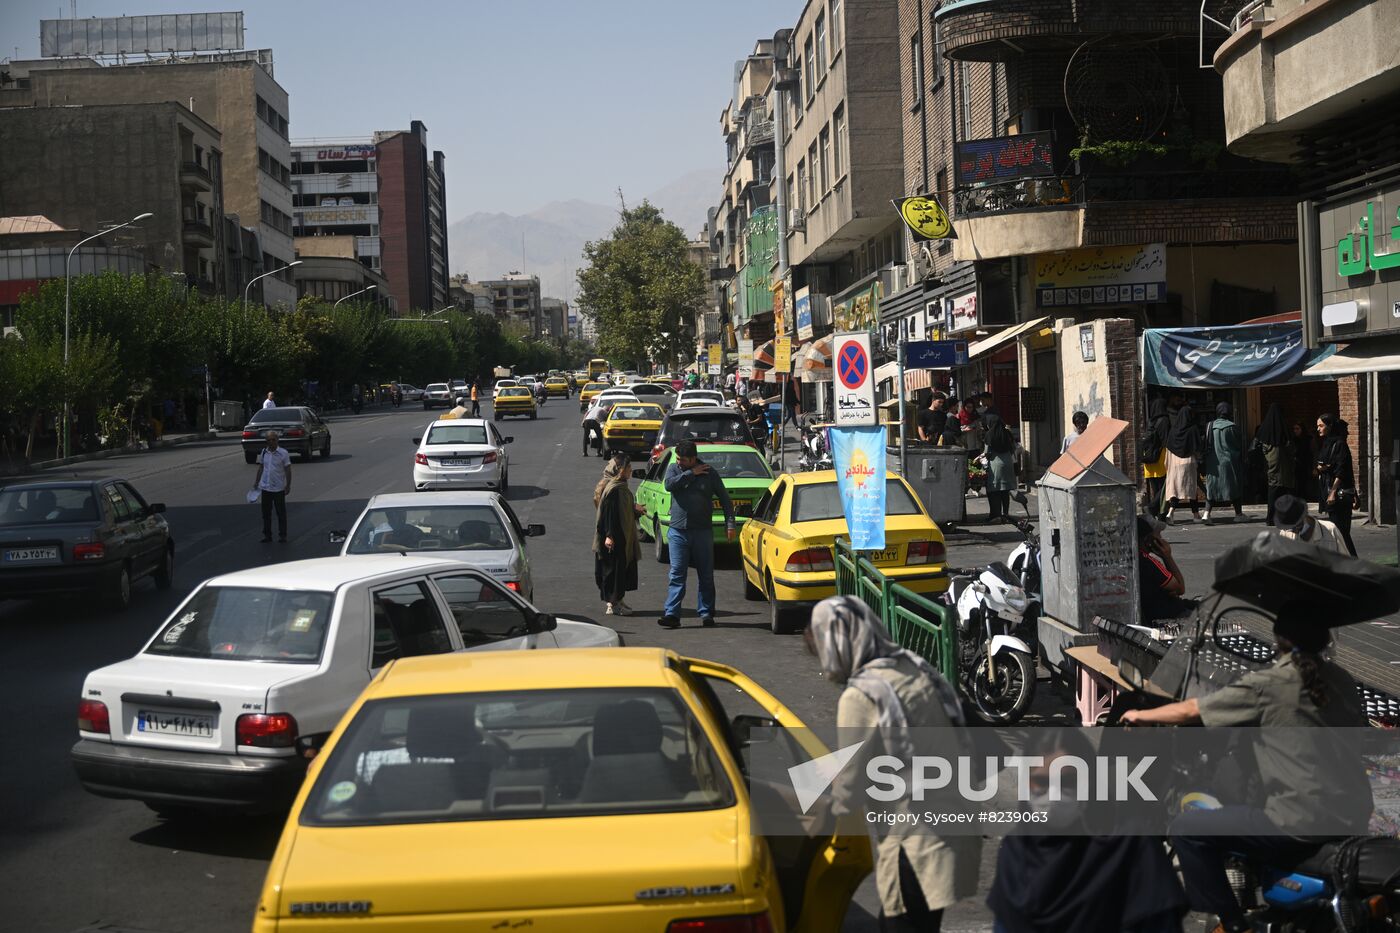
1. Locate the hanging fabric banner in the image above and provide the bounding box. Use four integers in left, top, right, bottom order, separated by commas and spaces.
1142, 323, 1338, 387
830, 425, 887, 551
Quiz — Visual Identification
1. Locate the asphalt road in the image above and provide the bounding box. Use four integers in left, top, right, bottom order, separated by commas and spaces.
0, 398, 937, 933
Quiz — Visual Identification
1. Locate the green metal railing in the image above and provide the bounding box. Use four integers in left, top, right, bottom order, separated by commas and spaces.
833, 539, 958, 683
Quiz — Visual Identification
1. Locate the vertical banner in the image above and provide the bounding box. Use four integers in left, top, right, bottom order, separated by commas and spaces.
707, 344, 722, 375
830, 425, 887, 551
773, 280, 786, 337
737, 339, 754, 378
773, 337, 792, 374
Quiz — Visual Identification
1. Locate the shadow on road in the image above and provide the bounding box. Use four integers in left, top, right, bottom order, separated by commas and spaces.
131, 811, 284, 860
507, 484, 550, 501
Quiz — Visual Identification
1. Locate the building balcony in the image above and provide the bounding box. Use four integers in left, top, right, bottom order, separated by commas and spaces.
1213, 0, 1400, 162
948, 168, 1297, 261
934, 0, 1201, 61
180, 161, 213, 192
742, 120, 775, 158
183, 219, 215, 246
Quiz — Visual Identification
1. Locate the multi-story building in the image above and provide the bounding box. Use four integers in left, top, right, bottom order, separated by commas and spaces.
3, 49, 298, 307
448, 274, 495, 314
0, 101, 231, 299
293, 236, 389, 307
1214, 0, 1400, 522
484, 273, 542, 336
0, 215, 147, 329
541, 297, 569, 344
291, 121, 448, 315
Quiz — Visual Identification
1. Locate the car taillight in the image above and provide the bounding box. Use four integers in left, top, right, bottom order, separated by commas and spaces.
905, 540, 946, 565
652, 443, 667, 459
73, 542, 105, 561
415, 452, 429, 465
785, 547, 835, 573
504, 581, 521, 592
236, 713, 298, 748
241, 430, 258, 439
283, 428, 305, 438
667, 915, 773, 933
482, 451, 498, 464
78, 698, 109, 734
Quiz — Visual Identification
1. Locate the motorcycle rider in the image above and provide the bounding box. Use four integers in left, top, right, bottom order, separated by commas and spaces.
390, 383, 403, 408
1122, 609, 1371, 933
534, 380, 547, 406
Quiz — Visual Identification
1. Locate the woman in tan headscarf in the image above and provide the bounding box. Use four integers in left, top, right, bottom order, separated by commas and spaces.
593, 452, 641, 616
807, 595, 981, 931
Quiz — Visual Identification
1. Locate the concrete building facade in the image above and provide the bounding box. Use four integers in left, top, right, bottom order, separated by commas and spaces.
484, 273, 542, 336
3, 52, 298, 307
292, 235, 389, 307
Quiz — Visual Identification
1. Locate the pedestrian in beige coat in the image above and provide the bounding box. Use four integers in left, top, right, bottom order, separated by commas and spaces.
807, 596, 982, 931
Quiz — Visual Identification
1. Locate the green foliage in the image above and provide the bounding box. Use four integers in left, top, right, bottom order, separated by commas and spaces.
576, 202, 705, 368
1069, 140, 1170, 167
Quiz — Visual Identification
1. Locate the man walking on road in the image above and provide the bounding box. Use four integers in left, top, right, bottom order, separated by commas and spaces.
470, 381, 481, 416
251, 430, 292, 543
658, 440, 735, 629
262, 392, 276, 410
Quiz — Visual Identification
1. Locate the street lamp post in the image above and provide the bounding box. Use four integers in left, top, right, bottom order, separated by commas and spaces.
243, 260, 303, 314
62, 211, 152, 460
333, 284, 376, 307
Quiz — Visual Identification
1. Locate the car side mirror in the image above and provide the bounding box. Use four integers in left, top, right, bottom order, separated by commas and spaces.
295, 732, 331, 760
328, 529, 347, 544
529, 611, 558, 633
526, 523, 546, 537
504, 436, 514, 444
731, 713, 780, 747
147, 502, 167, 514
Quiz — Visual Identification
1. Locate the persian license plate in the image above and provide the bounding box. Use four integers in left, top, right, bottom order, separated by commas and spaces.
137, 710, 214, 737
4, 546, 58, 562
868, 548, 899, 563
440, 458, 472, 467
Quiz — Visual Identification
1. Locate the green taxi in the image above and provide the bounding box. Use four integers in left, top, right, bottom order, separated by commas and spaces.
635, 443, 775, 560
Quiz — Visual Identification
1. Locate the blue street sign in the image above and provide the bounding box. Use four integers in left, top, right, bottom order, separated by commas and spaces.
904, 340, 970, 369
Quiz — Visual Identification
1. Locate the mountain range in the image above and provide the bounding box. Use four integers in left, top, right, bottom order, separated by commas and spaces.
446, 168, 715, 300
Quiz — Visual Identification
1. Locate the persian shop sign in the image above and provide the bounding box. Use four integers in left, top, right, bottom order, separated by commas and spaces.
1034, 243, 1167, 308
315, 145, 376, 161
955, 131, 1055, 187
1336, 200, 1400, 277
302, 208, 372, 225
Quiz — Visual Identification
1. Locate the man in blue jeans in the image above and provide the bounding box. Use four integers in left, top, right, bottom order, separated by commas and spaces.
659, 440, 735, 628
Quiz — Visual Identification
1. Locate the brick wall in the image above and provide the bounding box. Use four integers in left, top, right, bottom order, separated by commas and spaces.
1103, 318, 1141, 473
937, 0, 1199, 60
1082, 198, 1297, 246
1338, 374, 1366, 511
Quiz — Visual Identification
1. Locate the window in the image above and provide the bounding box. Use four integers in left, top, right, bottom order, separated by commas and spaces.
804, 35, 815, 101
930, 13, 944, 89
830, 0, 843, 51
145, 586, 335, 663
819, 124, 831, 193
794, 479, 922, 523
833, 105, 846, 180
104, 484, 132, 521
347, 505, 511, 554
960, 61, 972, 137
785, 174, 796, 213
796, 159, 808, 212
434, 575, 532, 647
910, 32, 924, 109
371, 581, 453, 668
815, 14, 827, 75
0, 486, 99, 526
807, 141, 819, 205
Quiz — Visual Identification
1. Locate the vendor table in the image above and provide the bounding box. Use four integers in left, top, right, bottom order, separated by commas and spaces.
1065, 645, 1135, 726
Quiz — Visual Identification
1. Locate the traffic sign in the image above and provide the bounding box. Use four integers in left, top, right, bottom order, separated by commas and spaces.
707, 343, 722, 375
904, 339, 970, 369
773, 337, 791, 374
833, 332, 876, 427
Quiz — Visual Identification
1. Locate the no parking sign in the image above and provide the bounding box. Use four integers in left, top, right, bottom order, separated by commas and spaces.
833, 332, 876, 427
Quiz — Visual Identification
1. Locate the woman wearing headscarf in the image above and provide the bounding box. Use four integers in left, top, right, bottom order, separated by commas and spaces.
1162, 403, 1203, 522
981, 411, 1017, 524
593, 452, 642, 615
1141, 399, 1171, 519
807, 596, 981, 932
1202, 402, 1244, 524
1316, 415, 1358, 556
1255, 403, 1295, 526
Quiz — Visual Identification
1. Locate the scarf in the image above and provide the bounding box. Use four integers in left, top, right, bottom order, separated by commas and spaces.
983, 412, 1014, 454
1258, 402, 1288, 447
1165, 404, 1201, 458
809, 596, 964, 760
593, 462, 639, 559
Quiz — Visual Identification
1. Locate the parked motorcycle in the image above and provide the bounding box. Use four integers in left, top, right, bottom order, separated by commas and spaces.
797, 418, 833, 473
1006, 490, 1041, 621
945, 562, 1038, 723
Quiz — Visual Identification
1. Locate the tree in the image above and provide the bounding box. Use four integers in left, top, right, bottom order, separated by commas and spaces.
576, 202, 705, 368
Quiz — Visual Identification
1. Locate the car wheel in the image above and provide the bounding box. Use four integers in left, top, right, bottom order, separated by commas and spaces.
654, 525, 669, 563
493, 414, 501, 422
500, 471, 509, 496
109, 564, 132, 612
320, 439, 331, 459
154, 546, 174, 590
243, 451, 256, 465
423, 402, 430, 410
530, 412, 537, 420
767, 576, 798, 634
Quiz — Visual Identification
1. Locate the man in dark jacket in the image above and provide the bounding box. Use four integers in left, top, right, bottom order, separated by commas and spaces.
659, 440, 735, 629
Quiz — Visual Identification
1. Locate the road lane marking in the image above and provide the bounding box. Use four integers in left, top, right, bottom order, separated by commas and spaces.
519, 431, 569, 523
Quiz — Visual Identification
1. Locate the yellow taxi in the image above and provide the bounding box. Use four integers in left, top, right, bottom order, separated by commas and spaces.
252, 649, 871, 933
578, 381, 609, 411
492, 385, 537, 420
740, 471, 948, 633
602, 401, 665, 458
544, 376, 571, 398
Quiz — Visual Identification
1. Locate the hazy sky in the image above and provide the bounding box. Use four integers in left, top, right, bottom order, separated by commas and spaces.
2, 0, 795, 221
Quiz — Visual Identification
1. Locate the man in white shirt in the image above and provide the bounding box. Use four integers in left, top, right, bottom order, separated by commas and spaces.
252, 430, 293, 542
262, 392, 276, 410
1276, 494, 1346, 554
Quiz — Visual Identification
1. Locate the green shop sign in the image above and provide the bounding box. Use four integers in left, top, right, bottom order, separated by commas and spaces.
1338, 201, 1400, 276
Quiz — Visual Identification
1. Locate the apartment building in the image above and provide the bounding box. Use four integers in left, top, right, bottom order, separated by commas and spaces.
293, 235, 389, 307
4, 52, 298, 307
483, 273, 542, 336
1214, 0, 1400, 522
0, 102, 230, 297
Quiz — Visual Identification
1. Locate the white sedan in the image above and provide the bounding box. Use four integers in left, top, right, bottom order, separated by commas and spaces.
492, 378, 519, 400
396, 383, 425, 402
412, 418, 510, 493
337, 491, 541, 600
70, 556, 620, 815
676, 389, 727, 408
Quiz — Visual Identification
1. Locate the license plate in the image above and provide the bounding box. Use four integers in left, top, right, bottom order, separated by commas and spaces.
4, 546, 58, 562
137, 710, 214, 737
714, 499, 752, 516
440, 458, 472, 467
867, 548, 898, 563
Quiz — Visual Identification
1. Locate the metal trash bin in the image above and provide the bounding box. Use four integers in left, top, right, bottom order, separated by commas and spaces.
212, 400, 244, 431
894, 444, 968, 526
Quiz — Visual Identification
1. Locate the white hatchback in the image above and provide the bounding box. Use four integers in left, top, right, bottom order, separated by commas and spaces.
411, 418, 510, 493
70, 556, 620, 815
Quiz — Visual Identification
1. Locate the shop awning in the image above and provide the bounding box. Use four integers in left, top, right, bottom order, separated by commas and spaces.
1300, 337, 1400, 378
966, 316, 1051, 362
1143, 323, 1337, 387
753, 339, 775, 368
873, 360, 901, 386
799, 336, 833, 383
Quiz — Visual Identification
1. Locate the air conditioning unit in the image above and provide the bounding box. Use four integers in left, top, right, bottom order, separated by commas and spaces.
788, 209, 806, 231
910, 244, 936, 281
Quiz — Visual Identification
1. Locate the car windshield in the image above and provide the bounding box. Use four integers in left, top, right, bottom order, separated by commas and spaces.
300, 687, 734, 826
250, 407, 301, 423
144, 586, 336, 663
611, 404, 661, 421
347, 504, 511, 553
703, 450, 771, 479
500, 387, 530, 397
425, 424, 489, 446
584, 383, 607, 392
792, 479, 924, 523
662, 414, 748, 445
0, 486, 99, 526
426, 384, 448, 392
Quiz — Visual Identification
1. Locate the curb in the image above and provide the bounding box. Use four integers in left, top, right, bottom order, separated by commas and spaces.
27, 432, 227, 472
